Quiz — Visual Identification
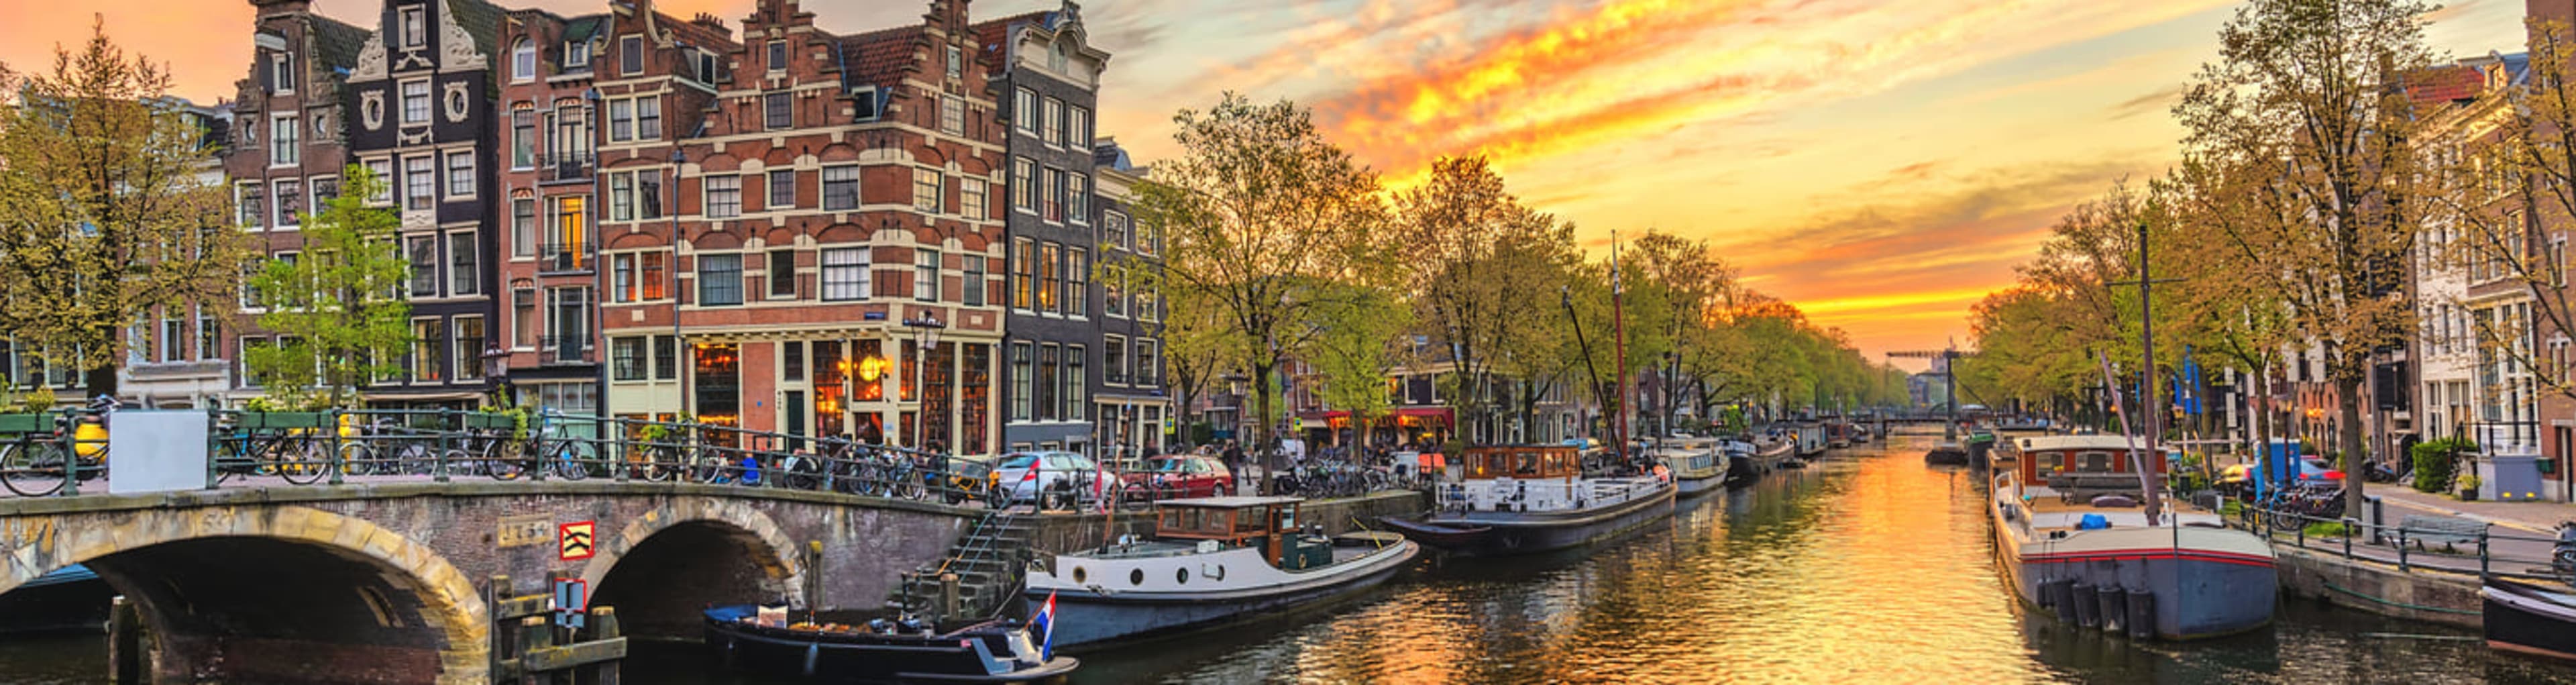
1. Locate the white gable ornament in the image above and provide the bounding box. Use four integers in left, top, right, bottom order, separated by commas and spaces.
354, 34, 388, 81
439, 9, 487, 71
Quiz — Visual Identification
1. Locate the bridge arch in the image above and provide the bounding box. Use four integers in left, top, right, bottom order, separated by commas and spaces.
580, 498, 805, 637
0, 506, 486, 684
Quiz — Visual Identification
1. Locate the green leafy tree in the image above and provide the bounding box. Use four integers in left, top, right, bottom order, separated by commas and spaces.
0, 19, 248, 399
1390, 155, 1577, 445
1305, 283, 1413, 450
243, 166, 412, 409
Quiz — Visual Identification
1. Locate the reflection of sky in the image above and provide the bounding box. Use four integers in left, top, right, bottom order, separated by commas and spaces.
5, 0, 2529, 364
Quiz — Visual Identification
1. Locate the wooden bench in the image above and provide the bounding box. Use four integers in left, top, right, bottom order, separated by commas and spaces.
2397, 515, 2485, 549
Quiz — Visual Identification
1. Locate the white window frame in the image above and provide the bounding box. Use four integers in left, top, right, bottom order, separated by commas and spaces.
511, 39, 536, 82
914, 249, 940, 302
941, 96, 963, 136
1014, 89, 1036, 132
364, 158, 394, 205
822, 165, 859, 211
820, 248, 869, 302
269, 113, 299, 167
270, 52, 295, 95
566, 40, 590, 68
705, 174, 742, 219
400, 7, 426, 48
400, 79, 431, 125
445, 150, 475, 199
404, 155, 436, 211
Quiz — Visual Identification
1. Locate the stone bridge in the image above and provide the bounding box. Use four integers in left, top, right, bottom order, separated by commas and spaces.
0, 482, 985, 684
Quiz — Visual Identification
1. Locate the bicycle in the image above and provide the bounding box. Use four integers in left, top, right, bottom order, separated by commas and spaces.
494, 409, 596, 481
211, 412, 330, 486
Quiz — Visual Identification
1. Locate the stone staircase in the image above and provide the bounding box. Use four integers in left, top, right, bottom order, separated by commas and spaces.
887, 509, 1032, 623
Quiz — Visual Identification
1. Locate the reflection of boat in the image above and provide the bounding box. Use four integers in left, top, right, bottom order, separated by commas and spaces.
1925, 440, 1970, 466
1389, 445, 1676, 556
1990, 435, 2275, 639
702, 604, 1079, 682
2484, 576, 2576, 662
1654, 438, 1727, 497
1026, 496, 1417, 647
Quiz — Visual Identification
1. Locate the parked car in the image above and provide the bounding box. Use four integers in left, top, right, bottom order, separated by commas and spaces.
988, 451, 1116, 507
1121, 455, 1234, 501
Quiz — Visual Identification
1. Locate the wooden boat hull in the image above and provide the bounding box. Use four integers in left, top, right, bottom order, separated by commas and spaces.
1023, 540, 1418, 647
702, 607, 1078, 682
1397, 482, 1677, 556
2484, 577, 2576, 662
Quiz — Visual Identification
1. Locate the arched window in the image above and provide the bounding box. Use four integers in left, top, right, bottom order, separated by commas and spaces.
512, 38, 536, 81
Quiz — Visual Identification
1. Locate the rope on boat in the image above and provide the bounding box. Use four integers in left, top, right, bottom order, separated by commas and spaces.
2320, 578, 2481, 615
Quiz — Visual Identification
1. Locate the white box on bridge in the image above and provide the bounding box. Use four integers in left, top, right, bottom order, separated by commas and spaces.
108, 410, 209, 494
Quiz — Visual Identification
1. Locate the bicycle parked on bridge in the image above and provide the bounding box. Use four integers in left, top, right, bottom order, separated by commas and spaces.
211, 412, 332, 486
492, 409, 597, 481
0, 399, 117, 497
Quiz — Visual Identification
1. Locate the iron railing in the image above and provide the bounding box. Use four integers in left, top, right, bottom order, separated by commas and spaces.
2236, 498, 2568, 582
538, 152, 595, 183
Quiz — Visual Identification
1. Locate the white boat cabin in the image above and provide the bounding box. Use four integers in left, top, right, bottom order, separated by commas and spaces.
1440, 445, 1659, 514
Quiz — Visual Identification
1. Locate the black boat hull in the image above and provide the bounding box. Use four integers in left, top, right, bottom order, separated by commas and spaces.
703, 607, 1077, 683
2484, 577, 2576, 662
1392, 483, 1676, 556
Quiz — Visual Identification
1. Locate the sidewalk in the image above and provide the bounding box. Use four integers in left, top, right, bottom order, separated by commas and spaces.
2370, 486, 2576, 534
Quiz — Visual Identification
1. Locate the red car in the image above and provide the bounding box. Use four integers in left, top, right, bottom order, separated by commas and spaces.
1120, 455, 1234, 501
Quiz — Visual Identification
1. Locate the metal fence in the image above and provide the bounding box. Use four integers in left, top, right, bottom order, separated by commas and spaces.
2236, 498, 2567, 582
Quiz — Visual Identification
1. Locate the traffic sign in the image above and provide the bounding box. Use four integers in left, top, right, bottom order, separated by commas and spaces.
558, 521, 595, 561
552, 578, 588, 629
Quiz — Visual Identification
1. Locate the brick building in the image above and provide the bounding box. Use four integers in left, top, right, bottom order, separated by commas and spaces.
979, 7, 1110, 456
492, 5, 616, 417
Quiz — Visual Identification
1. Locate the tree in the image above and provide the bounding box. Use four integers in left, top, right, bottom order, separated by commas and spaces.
1305, 283, 1413, 451
1628, 230, 1738, 435
2164, 158, 2296, 464
0, 18, 247, 400
242, 166, 413, 409
2176, 0, 2437, 514
1390, 155, 1576, 446
1128, 93, 1391, 485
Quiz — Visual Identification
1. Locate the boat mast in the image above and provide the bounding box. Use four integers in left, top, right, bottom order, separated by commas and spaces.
2136, 217, 2164, 523
1612, 233, 1632, 464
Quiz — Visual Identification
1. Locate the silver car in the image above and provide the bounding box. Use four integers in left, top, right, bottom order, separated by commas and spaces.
989, 451, 1116, 507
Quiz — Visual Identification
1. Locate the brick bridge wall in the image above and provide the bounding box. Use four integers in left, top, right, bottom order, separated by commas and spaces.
0, 482, 979, 684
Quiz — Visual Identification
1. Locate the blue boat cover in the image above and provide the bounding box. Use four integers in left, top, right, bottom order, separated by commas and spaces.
2078, 514, 2110, 530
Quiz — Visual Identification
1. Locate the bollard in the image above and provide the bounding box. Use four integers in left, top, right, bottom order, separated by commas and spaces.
591, 606, 621, 685
518, 615, 549, 685
327, 408, 345, 486
2343, 518, 2357, 560
2479, 525, 2492, 576
2397, 529, 2410, 572
941, 572, 961, 623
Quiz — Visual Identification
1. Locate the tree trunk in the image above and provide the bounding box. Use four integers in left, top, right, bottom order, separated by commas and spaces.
2338, 375, 2368, 518
83, 365, 117, 404
1253, 360, 1277, 495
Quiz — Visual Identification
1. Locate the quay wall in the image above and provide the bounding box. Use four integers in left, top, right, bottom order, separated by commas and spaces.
1023, 490, 1428, 553
2271, 546, 2483, 630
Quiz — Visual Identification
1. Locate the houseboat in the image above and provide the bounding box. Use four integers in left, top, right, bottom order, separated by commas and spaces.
1824, 421, 1854, 449
1023, 496, 1417, 647
702, 604, 1079, 682
2483, 576, 2576, 662
1383, 445, 1676, 556
1655, 438, 1727, 496
1990, 435, 2275, 640
1792, 423, 1827, 458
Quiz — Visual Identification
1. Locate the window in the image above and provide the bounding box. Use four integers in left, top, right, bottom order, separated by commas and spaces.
1071, 106, 1091, 148
400, 7, 425, 48
511, 109, 535, 168
1042, 168, 1063, 221
445, 151, 474, 198
1011, 342, 1032, 421
768, 169, 796, 210
1139, 217, 1160, 256
1068, 346, 1086, 421
198, 316, 218, 362
1139, 283, 1160, 322
945, 45, 963, 80
454, 317, 486, 381
853, 87, 880, 120
1104, 265, 1125, 318
612, 337, 646, 380
1012, 238, 1035, 309
1104, 211, 1128, 250
915, 250, 940, 301
769, 249, 798, 299
1013, 158, 1036, 211
1106, 335, 1129, 384
512, 198, 535, 256
698, 254, 743, 306
364, 159, 393, 205
513, 286, 537, 348
566, 40, 590, 68
822, 166, 858, 211
963, 254, 985, 307
545, 287, 590, 363
610, 254, 635, 303
407, 235, 439, 297
1036, 344, 1058, 421
1014, 88, 1036, 132
1038, 242, 1062, 313
1049, 41, 1071, 72
607, 99, 632, 142
274, 179, 302, 227
914, 168, 943, 213
270, 52, 295, 94
960, 178, 986, 221
653, 335, 678, 379
941, 96, 963, 136
238, 182, 264, 227
1135, 340, 1159, 386
620, 36, 643, 74
641, 252, 668, 300
413, 319, 446, 382
765, 92, 792, 129
1043, 97, 1063, 146
1067, 248, 1087, 317
512, 39, 535, 81
551, 196, 587, 270
609, 173, 633, 221
1068, 172, 1089, 223
400, 80, 430, 125
821, 248, 868, 301
160, 319, 185, 363
636, 97, 660, 140
767, 40, 787, 72
405, 156, 435, 210
706, 175, 741, 218
270, 115, 299, 166
695, 50, 718, 84
450, 231, 480, 296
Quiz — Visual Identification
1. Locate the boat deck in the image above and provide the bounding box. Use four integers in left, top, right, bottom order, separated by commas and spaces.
2013, 485, 2222, 531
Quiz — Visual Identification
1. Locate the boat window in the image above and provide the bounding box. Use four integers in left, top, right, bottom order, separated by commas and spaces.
1176, 567, 1189, 584
1161, 508, 1185, 529
1072, 566, 1087, 584
1240, 505, 1268, 533
1515, 452, 1541, 476
1130, 568, 1145, 586
2078, 452, 2111, 472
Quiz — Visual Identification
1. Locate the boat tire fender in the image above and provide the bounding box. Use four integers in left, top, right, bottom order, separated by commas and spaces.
2098, 586, 2127, 634
2071, 582, 2099, 629
2125, 587, 2155, 639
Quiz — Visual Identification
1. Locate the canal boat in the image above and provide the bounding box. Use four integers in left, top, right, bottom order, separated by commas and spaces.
2482, 576, 2576, 662
1655, 438, 1727, 497
1990, 435, 2275, 640
1384, 445, 1676, 556
1022, 496, 1417, 647
1824, 421, 1854, 449
1792, 423, 1828, 458
702, 604, 1079, 682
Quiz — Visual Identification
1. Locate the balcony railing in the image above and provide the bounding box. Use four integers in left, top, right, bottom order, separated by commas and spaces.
539, 242, 592, 274
539, 152, 596, 183
538, 335, 594, 365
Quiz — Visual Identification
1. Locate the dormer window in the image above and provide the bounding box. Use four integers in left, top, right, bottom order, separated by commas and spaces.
270, 52, 295, 94
619, 35, 643, 75
511, 39, 535, 81
400, 7, 425, 48
851, 87, 879, 121
767, 40, 787, 72
566, 40, 590, 69
696, 50, 720, 85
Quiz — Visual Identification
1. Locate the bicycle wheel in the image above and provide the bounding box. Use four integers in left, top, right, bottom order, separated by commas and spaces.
486, 441, 527, 481
338, 443, 375, 477
1, 441, 67, 497
552, 441, 596, 480
275, 440, 329, 485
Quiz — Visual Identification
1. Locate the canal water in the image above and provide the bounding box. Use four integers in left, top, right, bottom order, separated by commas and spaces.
5, 434, 2575, 683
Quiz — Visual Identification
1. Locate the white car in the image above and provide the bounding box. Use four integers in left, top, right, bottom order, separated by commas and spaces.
989, 451, 1117, 507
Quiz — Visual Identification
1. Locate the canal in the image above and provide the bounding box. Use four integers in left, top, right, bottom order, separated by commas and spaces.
5, 434, 2574, 683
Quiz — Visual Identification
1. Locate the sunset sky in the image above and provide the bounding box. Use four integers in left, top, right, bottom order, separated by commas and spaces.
0, 0, 2534, 368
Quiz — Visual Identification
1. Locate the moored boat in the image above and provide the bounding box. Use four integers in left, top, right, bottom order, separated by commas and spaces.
702, 604, 1079, 682
1023, 496, 1417, 647
1386, 445, 1676, 556
1655, 438, 1727, 497
1990, 435, 2275, 640
2483, 576, 2576, 662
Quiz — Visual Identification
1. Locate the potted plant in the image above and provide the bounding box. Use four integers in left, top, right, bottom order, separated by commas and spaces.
2459, 472, 2483, 502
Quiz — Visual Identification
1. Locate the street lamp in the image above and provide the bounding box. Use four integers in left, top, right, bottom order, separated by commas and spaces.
903, 313, 946, 452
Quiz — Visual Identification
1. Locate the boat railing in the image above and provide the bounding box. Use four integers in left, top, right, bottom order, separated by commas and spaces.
2236, 499, 2568, 584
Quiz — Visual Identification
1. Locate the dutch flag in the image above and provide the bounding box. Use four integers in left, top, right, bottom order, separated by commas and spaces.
1029, 590, 1059, 661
